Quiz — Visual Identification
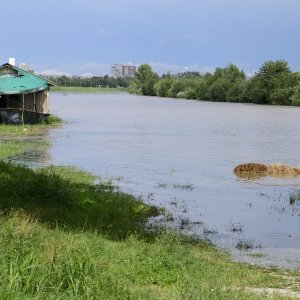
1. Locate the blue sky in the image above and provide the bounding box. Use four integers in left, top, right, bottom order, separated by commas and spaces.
1, 0, 299, 76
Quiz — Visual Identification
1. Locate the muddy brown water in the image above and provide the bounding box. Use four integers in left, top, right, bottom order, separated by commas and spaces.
14, 93, 300, 268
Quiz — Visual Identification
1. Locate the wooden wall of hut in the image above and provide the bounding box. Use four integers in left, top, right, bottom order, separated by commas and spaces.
24, 90, 50, 114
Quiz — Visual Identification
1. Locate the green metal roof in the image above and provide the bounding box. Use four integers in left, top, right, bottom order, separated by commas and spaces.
0, 64, 53, 95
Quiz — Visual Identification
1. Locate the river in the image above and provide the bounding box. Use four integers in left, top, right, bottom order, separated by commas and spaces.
18, 92, 300, 268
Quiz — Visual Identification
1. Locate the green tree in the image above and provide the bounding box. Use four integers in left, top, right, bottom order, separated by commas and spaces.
208, 78, 230, 101
226, 79, 247, 102
246, 60, 297, 104
168, 80, 187, 98
129, 64, 159, 96
154, 79, 174, 97
290, 84, 300, 106
195, 80, 209, 100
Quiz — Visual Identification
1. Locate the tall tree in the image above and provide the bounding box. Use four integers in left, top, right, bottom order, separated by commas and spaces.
129, 64, 159, 96
245, 60, 297, 104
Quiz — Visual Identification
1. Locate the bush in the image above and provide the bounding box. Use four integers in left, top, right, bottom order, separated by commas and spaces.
270, 87, 293, 105
41, 114, 62, 125
290, 84, 300, 106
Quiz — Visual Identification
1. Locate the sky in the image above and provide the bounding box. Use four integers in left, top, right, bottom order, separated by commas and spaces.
1, 0, 299, 76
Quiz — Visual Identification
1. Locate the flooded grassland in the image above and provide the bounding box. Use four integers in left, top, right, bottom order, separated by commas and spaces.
17, 92, 300, 268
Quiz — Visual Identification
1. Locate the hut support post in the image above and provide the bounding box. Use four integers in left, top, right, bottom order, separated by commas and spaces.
22, 94, 24, 125
34, 92, 37, 113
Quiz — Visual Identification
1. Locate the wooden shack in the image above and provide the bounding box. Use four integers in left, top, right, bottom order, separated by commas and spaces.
0, 63, 55, 124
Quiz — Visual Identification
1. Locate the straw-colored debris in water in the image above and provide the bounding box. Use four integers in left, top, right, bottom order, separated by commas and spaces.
234, 163, 300, 178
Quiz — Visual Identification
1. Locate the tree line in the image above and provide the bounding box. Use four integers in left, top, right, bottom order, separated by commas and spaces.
43, 75, 134, 89
128, 61, 300, 106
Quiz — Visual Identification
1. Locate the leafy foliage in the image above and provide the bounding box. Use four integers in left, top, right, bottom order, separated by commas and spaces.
45, 74, 134, 88
131, 60, 300, 106
129, 64, 159, 96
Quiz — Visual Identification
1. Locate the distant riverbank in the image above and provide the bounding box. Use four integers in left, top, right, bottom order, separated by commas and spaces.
129, 61, 300, 106
51, 86, 128, 93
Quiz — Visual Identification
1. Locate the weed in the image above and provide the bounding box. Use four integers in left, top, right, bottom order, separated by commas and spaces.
236, 240, 254, 250
229, 223, 244, 233
249, 252, 267, 258
173, 183, 194, 191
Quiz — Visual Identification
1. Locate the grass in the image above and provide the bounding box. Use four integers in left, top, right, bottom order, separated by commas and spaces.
0, 162, 159, 239
51, 86, 128, 93
0, 161, 299, 299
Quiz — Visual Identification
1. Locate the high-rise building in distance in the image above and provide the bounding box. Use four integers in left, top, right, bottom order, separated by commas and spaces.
111, 64, 136, 78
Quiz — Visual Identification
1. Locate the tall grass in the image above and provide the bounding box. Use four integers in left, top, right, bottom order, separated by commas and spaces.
0, 162, 158, 239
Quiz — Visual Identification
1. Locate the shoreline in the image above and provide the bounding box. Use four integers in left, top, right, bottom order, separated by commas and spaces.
51, 86, 128, 94
0, 124, 299, 298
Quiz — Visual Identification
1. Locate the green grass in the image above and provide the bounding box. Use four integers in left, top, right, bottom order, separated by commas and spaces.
51, 86, 128, 93
0, 162, 159, 239
0, 161, 299, 299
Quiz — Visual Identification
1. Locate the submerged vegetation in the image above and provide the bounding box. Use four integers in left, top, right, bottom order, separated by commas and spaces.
129, 60, 300, 106
0, 115, 61, 158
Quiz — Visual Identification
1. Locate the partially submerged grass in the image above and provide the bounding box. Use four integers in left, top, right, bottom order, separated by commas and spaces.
0, 119, 61, 159
0, 161, 299, 298
0, 140, 47, 159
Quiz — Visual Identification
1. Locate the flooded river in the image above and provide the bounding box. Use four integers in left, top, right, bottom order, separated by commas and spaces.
19, 93, 300, 268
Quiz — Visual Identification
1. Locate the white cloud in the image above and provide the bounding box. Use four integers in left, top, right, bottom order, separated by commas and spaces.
184, 33, 196, 40
183, 32, 207, 41
96, 27, 116, 38
38, 69, 71, 77
147, 62, 215, 75
38, 62, 111, 76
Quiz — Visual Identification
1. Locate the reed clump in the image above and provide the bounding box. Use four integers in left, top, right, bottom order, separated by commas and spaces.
234, 162, 300, 178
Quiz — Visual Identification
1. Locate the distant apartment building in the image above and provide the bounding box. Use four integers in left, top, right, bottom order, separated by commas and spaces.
111, 64, 136, 78
18, 63, 34, 73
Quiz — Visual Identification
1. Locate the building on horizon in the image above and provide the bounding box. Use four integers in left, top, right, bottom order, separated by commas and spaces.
111, 64, 136, 78
18, 63, 34, 73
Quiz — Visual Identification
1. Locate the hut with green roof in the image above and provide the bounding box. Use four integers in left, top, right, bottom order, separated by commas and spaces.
0, 63, 54, 124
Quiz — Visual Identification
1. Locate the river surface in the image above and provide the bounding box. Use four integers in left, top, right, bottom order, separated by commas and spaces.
18, 93, 300, 268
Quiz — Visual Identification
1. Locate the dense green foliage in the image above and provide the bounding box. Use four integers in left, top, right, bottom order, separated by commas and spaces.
0, 162, 298, 299
45, 74, 133, 88
128, 64, 159, 95
129, 60, 300, 106
51, 86, 126, 93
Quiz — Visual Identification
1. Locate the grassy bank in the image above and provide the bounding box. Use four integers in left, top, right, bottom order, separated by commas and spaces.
51, 86, 128, 93
0, 161, 299, 299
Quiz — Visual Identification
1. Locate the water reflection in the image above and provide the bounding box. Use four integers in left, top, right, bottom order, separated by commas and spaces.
15, 93, 300, 268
